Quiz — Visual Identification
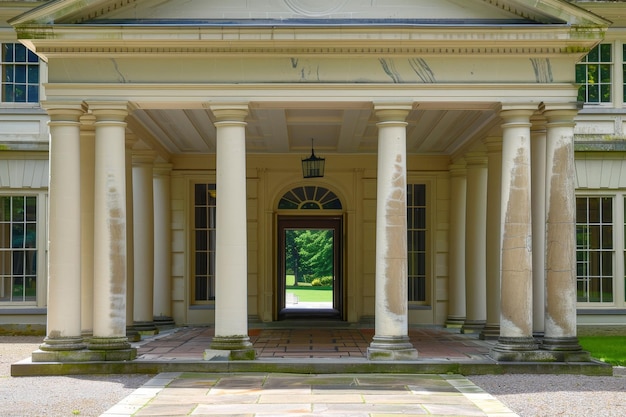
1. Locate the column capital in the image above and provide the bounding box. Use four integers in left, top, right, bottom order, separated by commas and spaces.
209, 103, 249, 123
540, 102, 580, 126
499, 103, 538, 126
154, 163, 173, 177
87, 101, 129, 123
449, 160, 467, 177
464, 151, 487, 166
483, 136, 502, 153
42, 101, 87, 124
374, 104, 412, 124
132, 150, 157, 165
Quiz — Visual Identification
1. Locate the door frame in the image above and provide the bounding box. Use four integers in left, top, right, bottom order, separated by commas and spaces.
276, 215, 344, 320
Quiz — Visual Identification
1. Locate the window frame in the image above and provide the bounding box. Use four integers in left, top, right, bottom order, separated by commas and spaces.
191, 183, 217, 305
406, 178, 433, 307
1, 43, 41, 105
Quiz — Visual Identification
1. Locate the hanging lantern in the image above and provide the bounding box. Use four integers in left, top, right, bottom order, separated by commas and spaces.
301, 138, 325, 178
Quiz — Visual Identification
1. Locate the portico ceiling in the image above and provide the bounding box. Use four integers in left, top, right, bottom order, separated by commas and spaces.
128, 103, 500, 158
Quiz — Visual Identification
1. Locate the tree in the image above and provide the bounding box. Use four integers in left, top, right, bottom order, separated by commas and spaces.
285, 229, 334, 284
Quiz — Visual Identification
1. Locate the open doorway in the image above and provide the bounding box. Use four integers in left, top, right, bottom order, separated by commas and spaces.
277, 216, 343, 320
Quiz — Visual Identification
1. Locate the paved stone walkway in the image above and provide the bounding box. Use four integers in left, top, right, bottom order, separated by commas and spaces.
101, 372, 519, 416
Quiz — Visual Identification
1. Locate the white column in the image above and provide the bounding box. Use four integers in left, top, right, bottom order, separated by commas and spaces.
206, 104, 254, 360
491, 105, 539, 360
80, 114, 96, 336
88, 102, 134, 356
531, 117, 547, 337
462, 152, 488, 334
481, 136, 502, 340
367, 104, 417, 361
125, 137, 139, 341
153, 163, 173, 321
132, 151, 157, 333
445, 162, 467, 328
39, 103, 86, 353
541, 104, 590, 361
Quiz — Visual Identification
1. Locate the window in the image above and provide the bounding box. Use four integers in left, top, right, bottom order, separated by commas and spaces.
576, 196, 613, 303
407, 184, 427, 302
576, 43, 612, 104
1, 43, 40, 103
193, 184, 216, 302
0, 196, 37, 302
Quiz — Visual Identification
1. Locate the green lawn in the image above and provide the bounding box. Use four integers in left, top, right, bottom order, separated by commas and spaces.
285, 275, 332, 302
579, 336, 626, 366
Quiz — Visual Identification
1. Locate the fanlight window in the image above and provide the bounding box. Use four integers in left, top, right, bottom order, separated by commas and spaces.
278, 186, 342, 210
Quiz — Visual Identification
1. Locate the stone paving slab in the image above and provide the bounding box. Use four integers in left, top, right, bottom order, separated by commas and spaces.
100, 372, 519, 417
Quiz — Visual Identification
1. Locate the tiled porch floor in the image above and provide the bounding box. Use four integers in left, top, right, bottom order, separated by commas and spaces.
135, 326, 494, 361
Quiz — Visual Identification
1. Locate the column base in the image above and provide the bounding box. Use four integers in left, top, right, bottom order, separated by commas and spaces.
541, 337, 591, 362
461, 319, 485, 334
444, 316, 465, 329
39, 336, 86, 352
125, 326, 142, 343
367, 335, 418, 361
154, 315, 176, 329
205, 335, 256, 361
133, 321, 159, 336
479, 324, 500, 340
490, 336, 553, 362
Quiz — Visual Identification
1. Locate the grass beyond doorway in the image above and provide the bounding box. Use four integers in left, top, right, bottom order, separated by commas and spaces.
286, 274, 332, 303
578, 336, 626, 366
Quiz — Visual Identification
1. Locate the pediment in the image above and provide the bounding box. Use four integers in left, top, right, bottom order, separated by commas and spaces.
10, 0, 610, 27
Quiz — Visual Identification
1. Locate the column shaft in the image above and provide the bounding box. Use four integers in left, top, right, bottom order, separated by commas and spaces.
462, 152, 488, 334
132, 151, 157, 333
80, 115, 96, 336
367, 105, 417, 361
481, 137, 502, 340
153, 163, 173, 321
491, 106, 539, 360
88, 103, 134, 356
446, 163, 467, 328
206, 104, 254, 360
542, 105, 589, 361
531, 118, 547, 337
40, 103, 86, 352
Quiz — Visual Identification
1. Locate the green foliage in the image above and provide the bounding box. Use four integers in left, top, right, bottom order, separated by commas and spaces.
285, 229, 334, 284
320, 276, 333, 286
579, 336, 626, 366
311, 278, 322, 286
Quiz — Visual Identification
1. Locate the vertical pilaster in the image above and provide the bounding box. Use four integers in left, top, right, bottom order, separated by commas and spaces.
39, 102, 86, 354
206, 103, 255, 361
531, 117, 547, 338
446, 162, 467, 328
541, 104, 590, 361
462, 152, 488, 334
153, 163, 174, 324
491, 105, 540, 361
481, 136, 502, 340
88, 102, 135, 358
367, 104, 418, 361
132, 151, 157, 334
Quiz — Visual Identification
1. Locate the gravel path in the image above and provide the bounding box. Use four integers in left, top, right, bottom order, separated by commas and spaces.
0, 336, 151, 417
1, 335, 625, 417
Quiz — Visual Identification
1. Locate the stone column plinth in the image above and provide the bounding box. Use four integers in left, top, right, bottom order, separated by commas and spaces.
36, 103, 86, 360
541, 104, 590, 362
446, 162, 467, 328
367, 104, 418, 361
462, 152, 488, 335
205, 104, 255, 361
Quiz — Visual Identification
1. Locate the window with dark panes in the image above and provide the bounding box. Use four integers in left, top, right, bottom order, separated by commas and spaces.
576, 43, 612, 104
0, 196, 37, 302
576, 196, 613, 303
407, 184, 427, 302
1, 43, 40, 103
193, 184, 216, 303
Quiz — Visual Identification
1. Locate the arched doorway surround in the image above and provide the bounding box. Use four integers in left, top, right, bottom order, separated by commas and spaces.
275, 185, 345, 320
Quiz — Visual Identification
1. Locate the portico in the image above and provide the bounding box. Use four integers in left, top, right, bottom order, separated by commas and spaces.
7, 0, 607, 364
